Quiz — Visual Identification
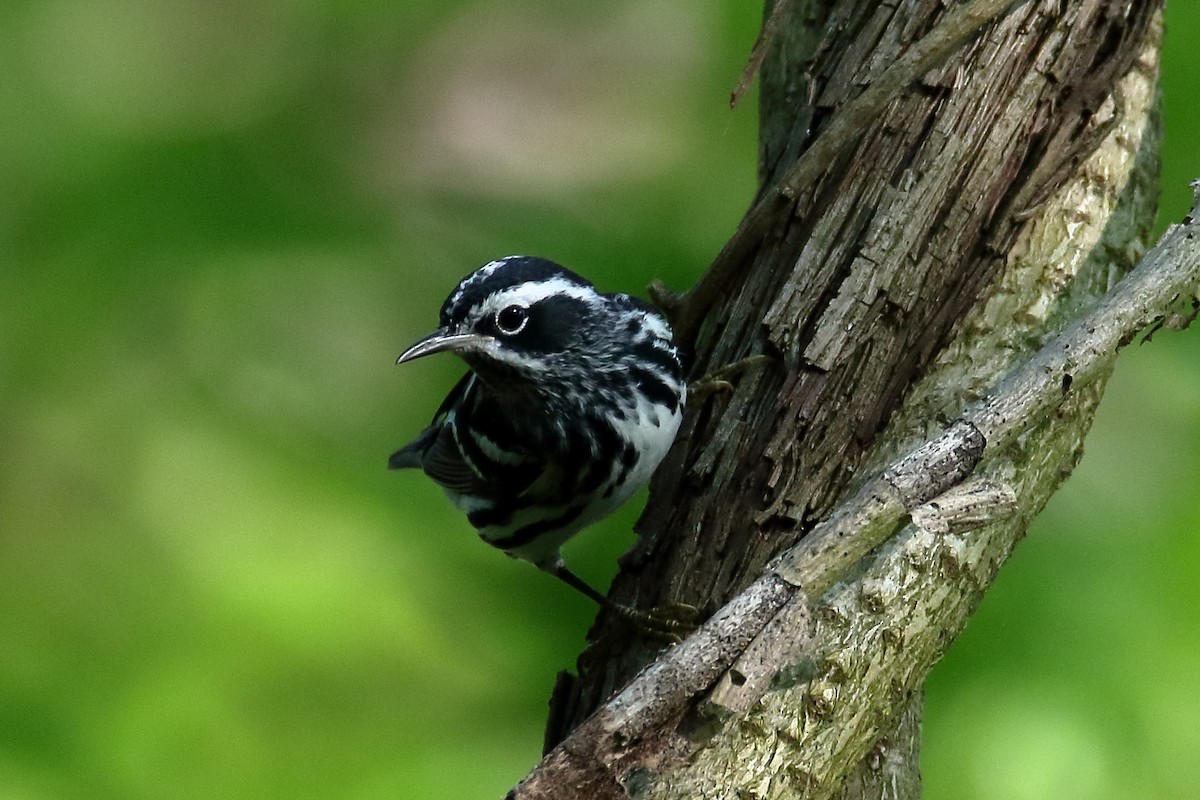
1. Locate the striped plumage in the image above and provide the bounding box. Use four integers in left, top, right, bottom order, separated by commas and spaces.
390, 256, 686, 609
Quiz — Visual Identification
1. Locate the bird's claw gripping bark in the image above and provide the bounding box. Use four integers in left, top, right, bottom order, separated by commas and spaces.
611, 601, 702, 644
688, 354, 773, 405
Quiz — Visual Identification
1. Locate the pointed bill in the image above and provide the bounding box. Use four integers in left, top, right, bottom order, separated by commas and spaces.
397, 330, 492, 364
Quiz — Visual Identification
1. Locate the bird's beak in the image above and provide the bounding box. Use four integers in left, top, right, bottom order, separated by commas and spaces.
396, 329, 492, 364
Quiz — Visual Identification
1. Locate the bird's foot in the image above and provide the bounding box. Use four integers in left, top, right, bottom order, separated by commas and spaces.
688, 354, 773, 405
608, 601, 702, 644
548, 562, 701, 644
576, 602, 703, 674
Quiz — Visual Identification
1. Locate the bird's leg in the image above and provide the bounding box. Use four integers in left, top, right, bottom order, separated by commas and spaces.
549, 563, 699, 643
688, 354, 773, 406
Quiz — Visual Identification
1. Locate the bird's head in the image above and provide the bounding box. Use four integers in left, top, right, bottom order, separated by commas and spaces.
398, 256, 676, 399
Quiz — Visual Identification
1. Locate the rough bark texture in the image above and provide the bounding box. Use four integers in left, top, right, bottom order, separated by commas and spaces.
534, 1, 1164, 798
511, 164, 1200, 800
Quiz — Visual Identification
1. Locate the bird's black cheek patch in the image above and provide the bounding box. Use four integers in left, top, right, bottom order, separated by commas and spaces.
512, 295, 594, 354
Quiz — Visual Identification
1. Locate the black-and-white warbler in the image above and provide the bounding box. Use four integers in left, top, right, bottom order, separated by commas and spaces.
390, 255, 687, 625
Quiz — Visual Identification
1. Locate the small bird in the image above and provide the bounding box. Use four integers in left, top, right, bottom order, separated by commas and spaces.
390, 255, 687, 625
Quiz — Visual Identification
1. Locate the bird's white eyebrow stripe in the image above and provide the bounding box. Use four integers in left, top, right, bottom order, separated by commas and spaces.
477, 278, 603, 317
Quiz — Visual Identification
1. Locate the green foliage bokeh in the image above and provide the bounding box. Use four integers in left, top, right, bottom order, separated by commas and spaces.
1, 2, 1196, 798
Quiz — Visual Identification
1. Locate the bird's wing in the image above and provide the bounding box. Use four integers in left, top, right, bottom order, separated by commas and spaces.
387, 425, 436, 470
390, 371, 542, 498
415, 424, 485, 494
388, 371, 473, 472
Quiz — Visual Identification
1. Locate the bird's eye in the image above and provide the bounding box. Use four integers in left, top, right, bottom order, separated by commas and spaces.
494, 304, 529, 336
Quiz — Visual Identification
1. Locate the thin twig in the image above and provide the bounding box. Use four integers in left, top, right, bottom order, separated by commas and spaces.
731, 0, 794, 109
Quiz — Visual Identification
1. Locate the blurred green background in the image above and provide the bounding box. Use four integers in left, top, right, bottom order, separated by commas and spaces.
0, 1, 1196, 798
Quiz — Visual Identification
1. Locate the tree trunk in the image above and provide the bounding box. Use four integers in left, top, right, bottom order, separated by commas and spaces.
537, 1, 1163, 798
